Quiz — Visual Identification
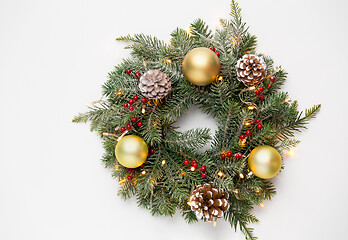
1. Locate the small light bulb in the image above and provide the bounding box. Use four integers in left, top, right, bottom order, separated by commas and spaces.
239, 173, 244, 179
218, 171, 223, 177
161, 160, 166, 166
284, 97, 291, 103
247, 105, 255, 110
119, 178, 126, 183
259, 203, 264, 208
244, 121, 250, 126
142, 107, 146, 114
187, 200, 191, 206
186, 27, 193, 36
141, 170, 146, 175
218, 76, 223, 81
190, 167, 195, 171
168, 40, 172, 46
213, 220, 217, 227
116, 91, 122, 95
249, 86, 256, 91
233, 189, 239, 194
288, 149, 295, 156
165, 59, 172, 64
255, 189, 260, 193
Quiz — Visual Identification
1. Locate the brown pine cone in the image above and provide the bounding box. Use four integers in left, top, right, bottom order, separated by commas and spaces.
189, 182, 230, 222
138, 69, 172, 100
236, 54, 267, 87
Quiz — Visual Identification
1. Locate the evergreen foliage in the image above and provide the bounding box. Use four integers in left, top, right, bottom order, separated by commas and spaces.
73, 1, 320, 239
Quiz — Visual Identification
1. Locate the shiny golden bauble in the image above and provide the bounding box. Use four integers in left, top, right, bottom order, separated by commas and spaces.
182, 47, 221, 86
248, 145, 282, 179
115, 135, 148, 168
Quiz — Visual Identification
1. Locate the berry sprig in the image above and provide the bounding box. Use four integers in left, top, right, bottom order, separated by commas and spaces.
119, 95, 146, 132
221, 151, 243, 160
209, 46, 221, 58
183, 158, 207, 179
126, 69, 142, 81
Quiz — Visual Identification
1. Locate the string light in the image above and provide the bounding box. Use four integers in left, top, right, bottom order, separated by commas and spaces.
284, 97, 291, 103
213, 220, 217, 227
247, 105, 255, 110
116, 91, 122, 95
218, 171, 224, 177
217, 76, 223, 81
190, 167, 195, 171
141, 170, 146, 175
248, 86, 256, 91
165, 59, 172, 64
186, 27, 193, 36
161, 160, 166, 166
233, 189, 239, 194
142, 106, 146, 114
244, 121, 251, 126
255, 189, 261, 193
119, 178, 126, 183
259, 203, 264, 208
239, 173, 244, 179
288, 149, 295, 157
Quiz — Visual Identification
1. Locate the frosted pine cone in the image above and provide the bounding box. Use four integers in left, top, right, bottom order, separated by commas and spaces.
138, 69, 172, 100
189, 182, 230, 222
236, 54, 267, 87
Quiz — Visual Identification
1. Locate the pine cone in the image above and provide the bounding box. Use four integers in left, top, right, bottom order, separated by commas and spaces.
138, 69, 172, 100
189, 182, 230, 222
236, 54, 267, 87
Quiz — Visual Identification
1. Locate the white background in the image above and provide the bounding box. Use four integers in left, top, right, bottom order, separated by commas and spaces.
1, 0, 347, 239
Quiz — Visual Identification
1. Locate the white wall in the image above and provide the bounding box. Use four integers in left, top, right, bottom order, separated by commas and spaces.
1, 0, 347, 239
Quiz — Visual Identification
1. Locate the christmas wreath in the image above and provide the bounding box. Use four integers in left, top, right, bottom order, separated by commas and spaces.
73, 1, 320, 239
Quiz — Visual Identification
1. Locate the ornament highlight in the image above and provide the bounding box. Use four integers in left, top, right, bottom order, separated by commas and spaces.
182, 47, 221, 86
248, 145, 282, 179
115, 135, 148, 168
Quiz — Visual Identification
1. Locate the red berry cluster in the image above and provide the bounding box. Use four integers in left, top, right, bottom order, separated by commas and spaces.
120, 95, 146, 132
249, 118, 263, 130
255, 86, 265, 100
184, 159, 207, 178
221, 151, 243, 160
126, 69, 142, 81
268, 76, 276, 88
126, 162, 146, 181
148, 148, 155, 157
210, 46, 221, 58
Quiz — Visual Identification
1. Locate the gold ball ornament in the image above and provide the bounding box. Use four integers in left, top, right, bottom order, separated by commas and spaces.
115, 135, 148, 168
182, 47, 221, 86
248, 145, 282, 179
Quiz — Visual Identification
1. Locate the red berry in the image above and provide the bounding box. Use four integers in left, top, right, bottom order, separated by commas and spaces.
127, 175, 132, 181
135, 72, 141, 78
126, 69, 131, 74
141, 163, 145, 168
240, 134, 245, 140
259, 95, 265, 100
270, 76, 276, 82
267, 83, 272, 88
215, 52, 220, 57
259, 86, 264, 92
129, 106, 134, 111
141, 98, 147, 103
201, 172, 207, 178
221, 154, 226, 159
255, 90, 261, 95
235, 153, 243, 159
192, 160, 197, 164
200, 166, 206, 172
128, 168, 133, 173
184, 160, 189, 165
150, 148, 155, 154
120, 127, 125, 132
246, 130, 252, 136
226, 152, 232, 158
255, 119, 261, 123
137, 121, 142, 127
192, 162, 198, 168
133, 96, 139, 101
148, 153, 151, 157
257, 124, 263, 130
131, 117, 137, 122
129, 99, 135, 105
210, 47, 216, 52
249, 120, 255, 125
126, 124, 131, 130
123, 103, 128, 108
